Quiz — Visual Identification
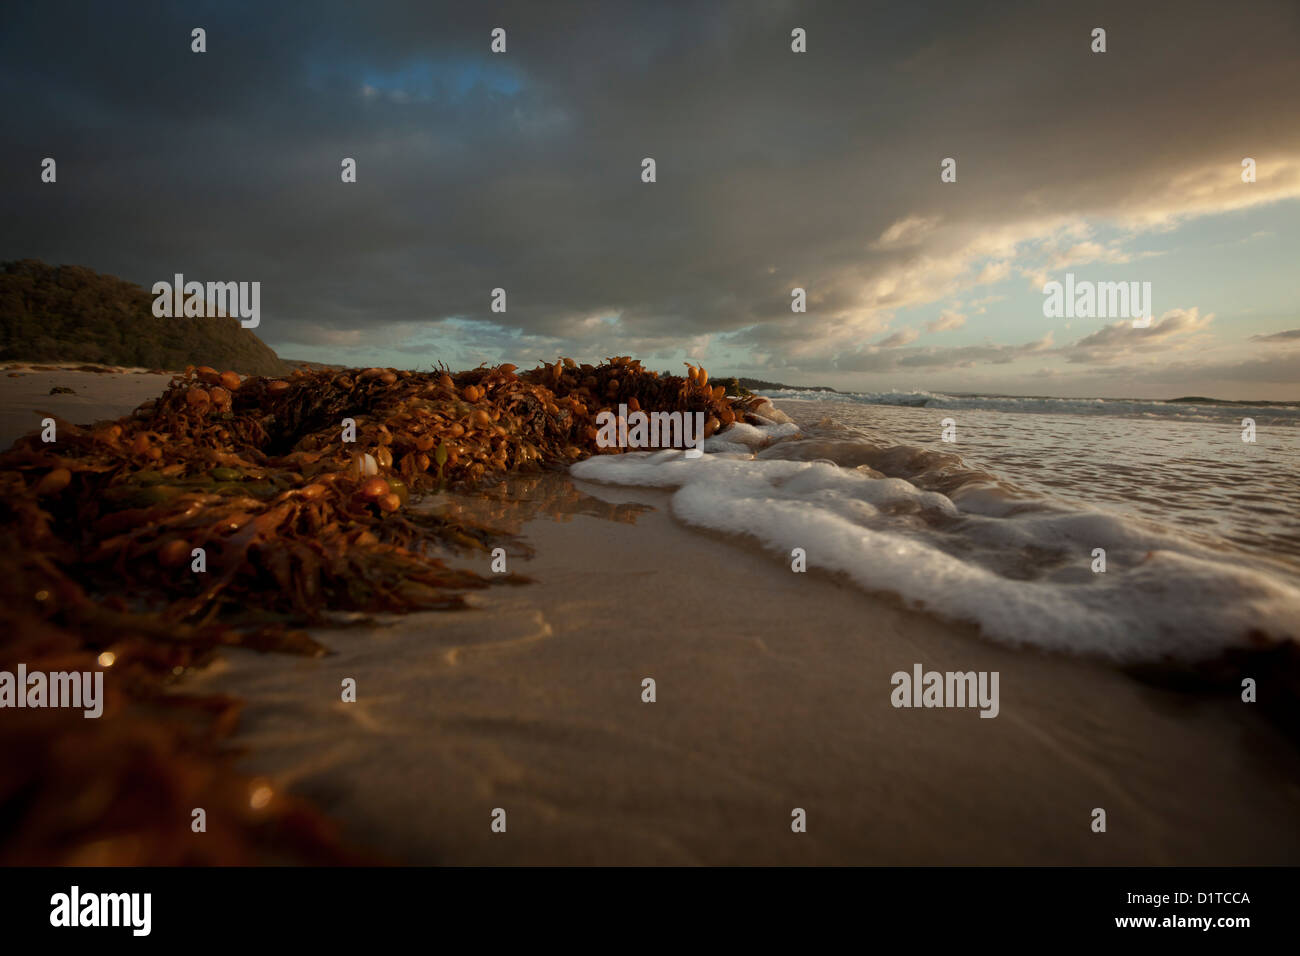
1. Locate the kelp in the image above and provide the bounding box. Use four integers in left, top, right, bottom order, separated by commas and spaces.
0, 357, 763, 863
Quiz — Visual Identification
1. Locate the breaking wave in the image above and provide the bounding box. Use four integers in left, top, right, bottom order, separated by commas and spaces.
570, 408, 1300, 662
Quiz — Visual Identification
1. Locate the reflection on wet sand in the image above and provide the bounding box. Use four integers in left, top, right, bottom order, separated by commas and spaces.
428, 469, 652, 542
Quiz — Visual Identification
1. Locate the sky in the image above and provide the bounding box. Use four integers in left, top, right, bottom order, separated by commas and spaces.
2, 0, 1298, 399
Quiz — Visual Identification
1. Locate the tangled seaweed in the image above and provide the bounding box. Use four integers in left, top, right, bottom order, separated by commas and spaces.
0, 357, 764, 863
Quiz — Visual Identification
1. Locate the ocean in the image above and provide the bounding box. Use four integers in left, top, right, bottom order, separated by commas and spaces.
570, 390, 1300, 662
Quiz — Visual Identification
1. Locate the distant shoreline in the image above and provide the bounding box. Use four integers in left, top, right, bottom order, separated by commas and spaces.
3, 360, 1295, 410
761, 383, 1300, 408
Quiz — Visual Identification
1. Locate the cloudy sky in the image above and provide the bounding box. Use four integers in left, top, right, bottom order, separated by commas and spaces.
3, 0, 1298, 398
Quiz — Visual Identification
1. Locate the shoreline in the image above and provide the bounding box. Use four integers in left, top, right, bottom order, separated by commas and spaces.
3, 365, 1299, 865
195, 471, 1300, 865
1, 365, 175, 451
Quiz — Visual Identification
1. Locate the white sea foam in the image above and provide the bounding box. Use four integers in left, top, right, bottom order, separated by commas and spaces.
702, 420, 801, 455
571, 422, 1300, 661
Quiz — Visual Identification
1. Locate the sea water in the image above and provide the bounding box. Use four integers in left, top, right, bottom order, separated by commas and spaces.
570, 391, 1300, 662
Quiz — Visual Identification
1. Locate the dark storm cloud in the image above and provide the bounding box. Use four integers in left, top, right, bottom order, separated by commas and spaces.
2, 0, 1298, 369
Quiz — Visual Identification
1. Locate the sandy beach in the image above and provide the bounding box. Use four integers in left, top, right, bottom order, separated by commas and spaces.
0, 365, 171, 450
5, 367, 1299, 866
191, 471, 1300, 865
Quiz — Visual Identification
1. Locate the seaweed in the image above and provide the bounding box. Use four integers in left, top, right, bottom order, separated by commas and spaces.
0, 357, 761, 863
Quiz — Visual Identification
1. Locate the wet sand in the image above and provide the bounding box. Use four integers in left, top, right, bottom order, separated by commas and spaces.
5, 367, 1298, 864
192, 472, 1300, 865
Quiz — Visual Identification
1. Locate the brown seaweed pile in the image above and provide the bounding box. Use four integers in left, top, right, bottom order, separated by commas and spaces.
0, 357, 762, 863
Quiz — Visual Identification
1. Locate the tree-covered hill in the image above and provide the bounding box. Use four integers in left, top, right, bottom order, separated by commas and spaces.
0, 260, 288, 375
